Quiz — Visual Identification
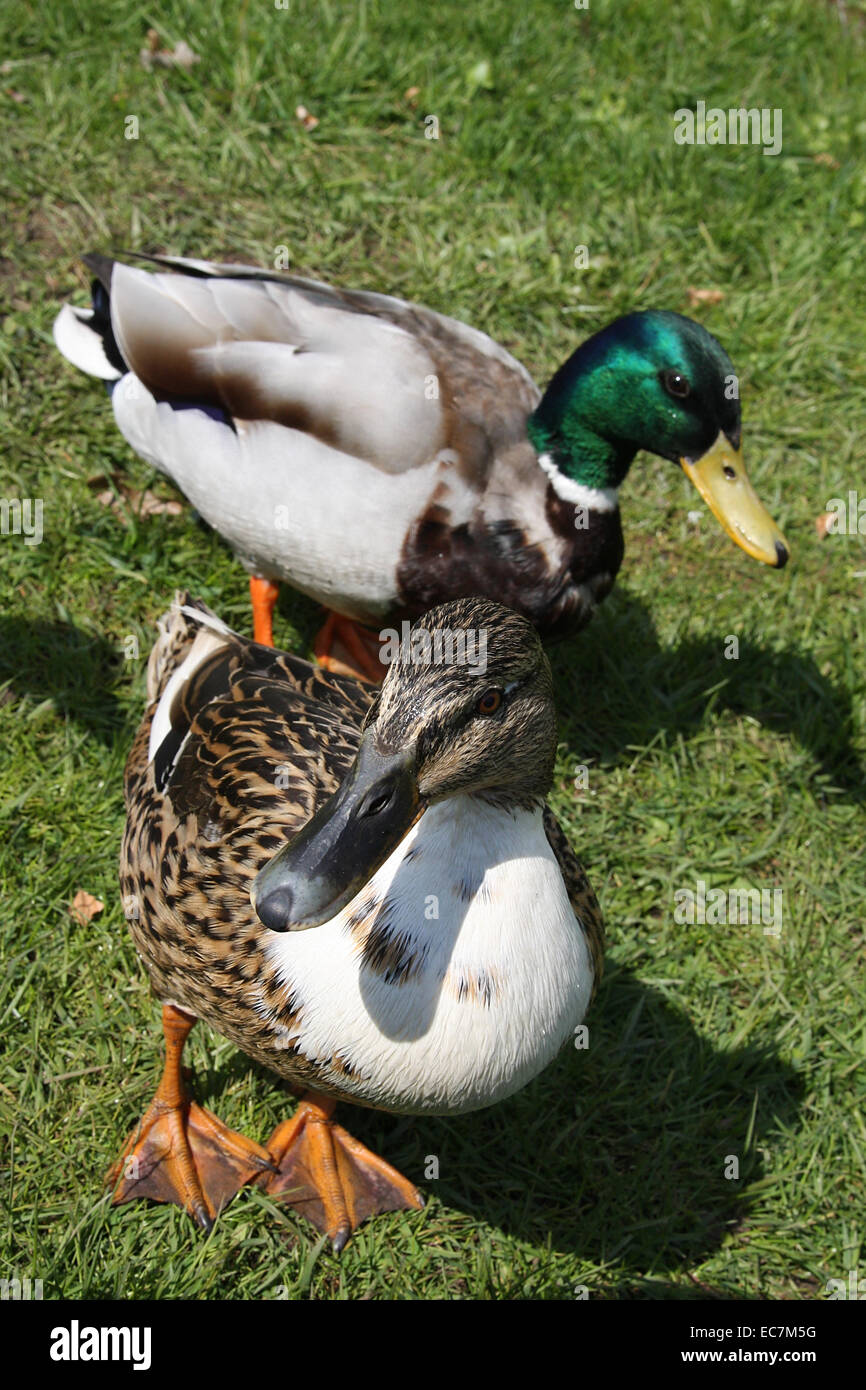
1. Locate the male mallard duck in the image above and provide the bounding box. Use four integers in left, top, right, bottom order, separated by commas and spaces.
114, 593, 603, 1248
54, 255, 788, 680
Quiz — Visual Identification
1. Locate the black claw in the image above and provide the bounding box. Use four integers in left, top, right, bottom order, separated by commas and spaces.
193, 1204, 215, 1233
331, 1225, 351, 1255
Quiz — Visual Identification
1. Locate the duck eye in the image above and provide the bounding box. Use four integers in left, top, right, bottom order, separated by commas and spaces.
476, 689, 503, 717
661, 369, 691, 400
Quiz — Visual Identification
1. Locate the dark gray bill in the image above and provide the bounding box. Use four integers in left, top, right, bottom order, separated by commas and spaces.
251, 734, 421, 932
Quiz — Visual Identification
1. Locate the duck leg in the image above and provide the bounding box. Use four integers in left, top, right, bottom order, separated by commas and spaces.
250, 576, 281, 647
250, 579, 386, 682
313, 611, 388, 684
107, 1004, 274, 1230
262, 1092, 424, 1251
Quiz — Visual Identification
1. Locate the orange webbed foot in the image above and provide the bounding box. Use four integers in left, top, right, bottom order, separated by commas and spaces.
108, 1096, 275, 1229
262, 1094, 424, 1252
107, 1004, 274, 1229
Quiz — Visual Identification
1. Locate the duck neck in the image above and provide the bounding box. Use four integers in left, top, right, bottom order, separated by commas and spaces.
527, 410, 635, 496
527, 328, 644, 494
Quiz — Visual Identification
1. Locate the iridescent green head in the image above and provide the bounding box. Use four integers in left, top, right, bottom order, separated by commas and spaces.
528, 310, 789, 567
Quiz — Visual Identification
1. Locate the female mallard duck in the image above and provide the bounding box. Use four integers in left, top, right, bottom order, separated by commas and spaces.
55, 255, 788, 680
114, 593, 604, 1248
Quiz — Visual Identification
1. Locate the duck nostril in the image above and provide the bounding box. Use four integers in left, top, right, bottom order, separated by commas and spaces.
722, 464, 737, 480
361, 788, 393, 818
256, 886, 295, 932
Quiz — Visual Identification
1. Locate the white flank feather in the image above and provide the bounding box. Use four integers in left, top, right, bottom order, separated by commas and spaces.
109, 373, 464, 620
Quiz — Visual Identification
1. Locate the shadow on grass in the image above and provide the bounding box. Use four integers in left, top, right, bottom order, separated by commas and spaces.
0, 618, 124, 743
548, 587, 864, 806
341, 963, 803, 1298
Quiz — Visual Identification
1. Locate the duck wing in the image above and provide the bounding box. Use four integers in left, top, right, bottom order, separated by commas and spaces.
64, 253, 540, 477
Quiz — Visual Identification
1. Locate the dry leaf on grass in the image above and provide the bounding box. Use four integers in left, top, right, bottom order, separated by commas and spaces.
813, 153, 840, 170
815, 511, 836, 539
70, 890, 104, 925
140, 29, 200, 70
295, 105, 319, 131
89, 471, 183, 522
687, 287, 725, 306
404, 86, 421, 106
120, 488, 183, 518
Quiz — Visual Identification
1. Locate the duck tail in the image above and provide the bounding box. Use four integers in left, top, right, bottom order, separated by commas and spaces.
52, 253, 128, 380
145, 594, 240, 791
145, 591, 231, 705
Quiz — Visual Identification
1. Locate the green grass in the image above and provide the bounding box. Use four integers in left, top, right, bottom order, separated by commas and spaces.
1, 0, 864, 1300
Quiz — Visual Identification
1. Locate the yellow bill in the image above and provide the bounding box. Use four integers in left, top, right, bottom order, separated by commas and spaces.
681, 432, 789, 567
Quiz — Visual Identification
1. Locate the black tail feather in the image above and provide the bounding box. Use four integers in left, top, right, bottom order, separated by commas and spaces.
81, 253, 127, 374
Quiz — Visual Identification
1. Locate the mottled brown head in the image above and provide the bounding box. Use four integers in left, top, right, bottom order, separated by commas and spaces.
253, 598, 557, 932
369, 597, 556, 807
